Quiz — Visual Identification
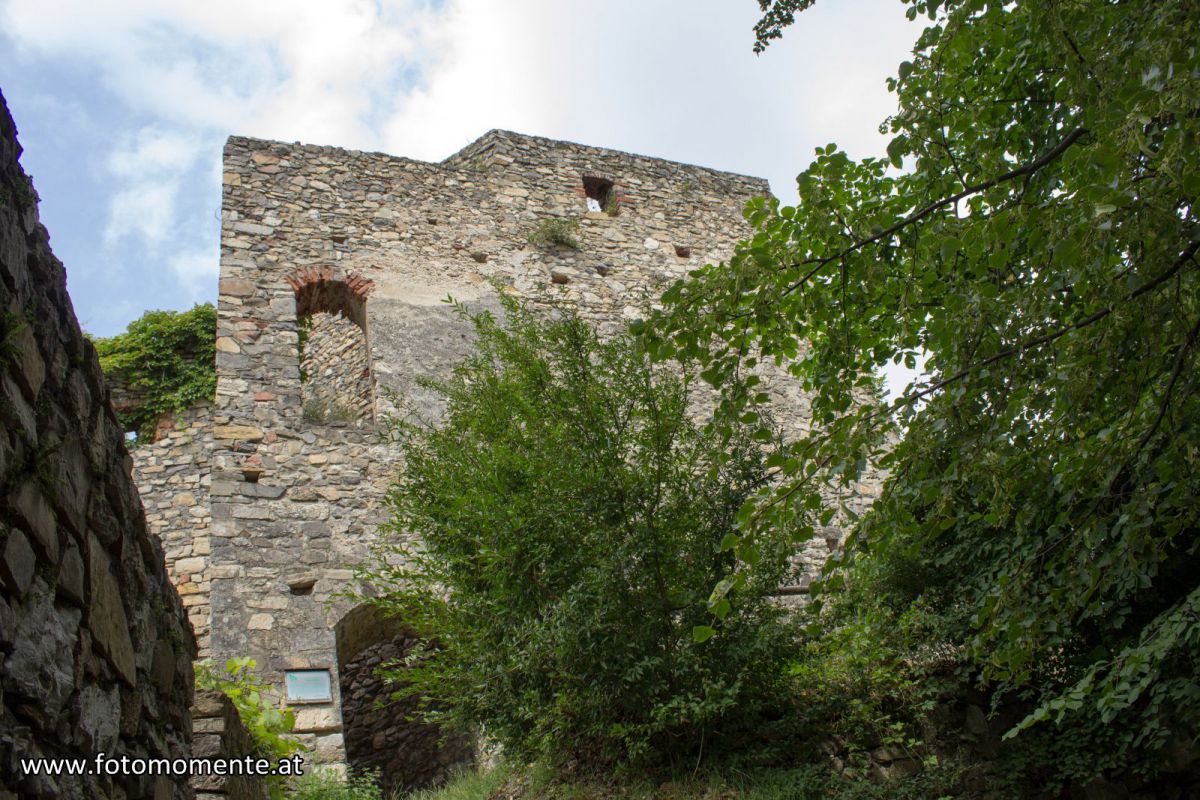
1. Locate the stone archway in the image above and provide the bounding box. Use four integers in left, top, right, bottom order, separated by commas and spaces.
334, 605, 474, 794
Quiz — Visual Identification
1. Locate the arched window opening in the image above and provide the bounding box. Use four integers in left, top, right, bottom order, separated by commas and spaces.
290, 271, 374, 425
334, 606, 473, 794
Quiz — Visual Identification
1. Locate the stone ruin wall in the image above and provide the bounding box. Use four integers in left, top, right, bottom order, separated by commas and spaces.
126, 129, 884, 776
190, 690, 268, 800
0, 91, 196, 800
135, 404, 215, 659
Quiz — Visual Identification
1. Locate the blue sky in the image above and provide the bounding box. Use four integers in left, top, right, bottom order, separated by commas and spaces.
0, 0, 919, 338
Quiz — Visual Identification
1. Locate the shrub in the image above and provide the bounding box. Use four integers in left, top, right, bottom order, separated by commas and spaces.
526, 217, 580, 249
357, 296, 796, 769
302, 397, 361, 424
196, 657, 304, 800
91, 303, 216, 441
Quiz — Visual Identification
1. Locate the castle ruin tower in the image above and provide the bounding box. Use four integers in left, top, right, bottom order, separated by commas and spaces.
131, 131, 875, 788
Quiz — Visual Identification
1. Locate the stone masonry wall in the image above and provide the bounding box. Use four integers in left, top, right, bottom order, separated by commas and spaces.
0, 90, 196, 799
299, 312, 372, 425
134, 405, 215, 658
122, 128, 884, 773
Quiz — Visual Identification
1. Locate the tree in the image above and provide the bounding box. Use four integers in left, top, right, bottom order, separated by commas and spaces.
357, 297, 796, 768
641, 0, 1199, 777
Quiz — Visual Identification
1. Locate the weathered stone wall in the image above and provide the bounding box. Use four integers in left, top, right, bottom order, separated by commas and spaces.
299, 312, 372, 425
190, 690, 267, 800
0, 90, 196, 799
134, 404, 215, 658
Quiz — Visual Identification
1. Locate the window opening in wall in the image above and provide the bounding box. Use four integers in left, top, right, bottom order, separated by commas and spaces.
334, 606, 474, 795
292, 276, 375, 426
582, 175, 615, 214
284, 670, 332, 704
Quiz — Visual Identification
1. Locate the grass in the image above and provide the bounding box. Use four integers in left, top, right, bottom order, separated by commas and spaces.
289, 768, 392, 799
397, 759, 964, 800
409, 767, 510, 800
286, 766, 508, 800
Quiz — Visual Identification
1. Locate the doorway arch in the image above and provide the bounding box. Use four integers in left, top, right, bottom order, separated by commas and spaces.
334, 605, 474, 793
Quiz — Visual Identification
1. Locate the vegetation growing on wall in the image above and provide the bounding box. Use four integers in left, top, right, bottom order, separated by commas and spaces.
638, 0, 1200, 788
358, 296, 797, 769
527, 217, 581, 249
91, 303, 217, 440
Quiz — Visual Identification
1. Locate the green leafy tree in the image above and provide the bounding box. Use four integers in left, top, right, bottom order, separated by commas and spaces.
91, 303, 217, 440
642, 0, 1199, 779
357, 297, 796, 768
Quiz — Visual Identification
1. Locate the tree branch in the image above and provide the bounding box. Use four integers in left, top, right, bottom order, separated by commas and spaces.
780, 127, 1089, 298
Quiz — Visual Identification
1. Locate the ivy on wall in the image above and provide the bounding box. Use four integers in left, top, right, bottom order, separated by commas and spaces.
91, 303, 217, 441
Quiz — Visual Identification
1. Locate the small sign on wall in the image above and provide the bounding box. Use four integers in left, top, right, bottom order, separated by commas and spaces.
285, 669, 332, 703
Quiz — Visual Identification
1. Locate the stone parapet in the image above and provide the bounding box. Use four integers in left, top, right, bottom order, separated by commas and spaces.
190, 690, 267, 800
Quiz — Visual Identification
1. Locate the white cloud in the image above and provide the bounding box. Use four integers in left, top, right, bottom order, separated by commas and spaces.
2, 0, 443, 144
377, 0, 917, 201
108, 128, 205, 178
105, 180, 179, 246
169, 248, 219, 301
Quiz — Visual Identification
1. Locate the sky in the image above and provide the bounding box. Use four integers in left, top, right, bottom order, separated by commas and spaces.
0, 0, 921, 339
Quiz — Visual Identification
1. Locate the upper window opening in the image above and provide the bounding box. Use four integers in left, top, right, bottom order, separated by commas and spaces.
289, 271, 375, 426
582, 175, 615, 214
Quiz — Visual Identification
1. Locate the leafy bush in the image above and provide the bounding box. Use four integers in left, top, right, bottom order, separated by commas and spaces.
91, 303, 216, 440
196, 657, 303, 799
526, 217, 580, 249
357, 296, 796, 768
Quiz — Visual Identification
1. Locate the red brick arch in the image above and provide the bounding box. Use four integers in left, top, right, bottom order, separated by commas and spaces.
285, 266, 374, 329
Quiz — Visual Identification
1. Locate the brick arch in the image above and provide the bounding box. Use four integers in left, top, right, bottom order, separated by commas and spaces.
285, 266, 374, 329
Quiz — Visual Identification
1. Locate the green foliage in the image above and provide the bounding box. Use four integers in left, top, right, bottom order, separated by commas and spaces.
467, 761, 962, 800
298, 315, 312, 383
643, 0, 1200, 783
288, 768, 389, 800
358, 295, 796, 769
0, 171, 37, 212
91, 303, 216, 440
527, 217, 581, 249
787, 603, 945, 755
196, 657, 303, 800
